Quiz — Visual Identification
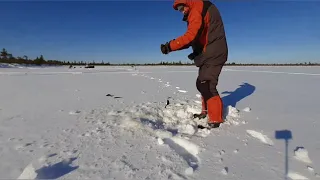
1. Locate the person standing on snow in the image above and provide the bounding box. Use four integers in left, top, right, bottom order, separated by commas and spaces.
160, 0, 228, 128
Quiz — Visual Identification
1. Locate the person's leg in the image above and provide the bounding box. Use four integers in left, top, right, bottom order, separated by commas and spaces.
194, 78, 210, 118
196, 64, 224, 127
206, 65, 224, 125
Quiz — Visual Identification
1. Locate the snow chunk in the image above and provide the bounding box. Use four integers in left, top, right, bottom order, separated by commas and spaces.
246, 130, 274, 146
196, 128, 211, 137
155, 130, 173, 139
243, 107, 251, 112
169, 136, 200, 157
224, 105, 241, 125
178, 90, 187, 93
157, 138, 164, 145
287, 171, 309, 180
163, 136, 200, 170
294, 147, 312, 164
221, 167, 228, 175
194, 100, 201, 104
185, 167, 193, 175
178, 124, 196, 135
17, 163, 37, 179
225, 106, 240, 118
307, 166, 314, 172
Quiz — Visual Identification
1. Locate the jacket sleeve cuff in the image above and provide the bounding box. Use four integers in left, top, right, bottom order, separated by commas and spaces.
168, 41, 174, 51
169, 40, 180, 51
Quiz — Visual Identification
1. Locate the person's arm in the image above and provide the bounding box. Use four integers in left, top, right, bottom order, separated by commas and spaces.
169, 10, 202, 51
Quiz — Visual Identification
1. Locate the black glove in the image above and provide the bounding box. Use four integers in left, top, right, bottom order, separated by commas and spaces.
188, 53, 195, 60
188, 52, 198, 60
160, 42, 171, 55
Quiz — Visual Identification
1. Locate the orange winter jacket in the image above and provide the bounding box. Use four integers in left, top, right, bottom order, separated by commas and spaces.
169, 0, 228, 67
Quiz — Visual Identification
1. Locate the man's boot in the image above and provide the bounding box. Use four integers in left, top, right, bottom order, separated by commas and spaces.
207, 95, 224, 128
193, 96, 207, 119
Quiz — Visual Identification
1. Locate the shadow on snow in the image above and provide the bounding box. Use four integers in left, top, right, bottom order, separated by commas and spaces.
221, 82, 256, 108
36, 157, 79, 179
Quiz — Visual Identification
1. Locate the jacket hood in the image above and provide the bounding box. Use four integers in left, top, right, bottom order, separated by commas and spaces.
173, 0, 201, 10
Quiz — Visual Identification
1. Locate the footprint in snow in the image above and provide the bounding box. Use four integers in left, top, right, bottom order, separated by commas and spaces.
160, 156, 174, 164
219, 150, 225, 156
80, 131, 92, 137
8, 137, 19, 142
69, 110, 81, 115
15, 142, 36, 153
39, 143, 51, 148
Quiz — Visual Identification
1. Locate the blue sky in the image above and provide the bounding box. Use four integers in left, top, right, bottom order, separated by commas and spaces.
1, 1, 320, 64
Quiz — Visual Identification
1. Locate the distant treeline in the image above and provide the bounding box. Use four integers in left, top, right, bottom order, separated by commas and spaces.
0, 48, 110, 66
1, 48, 319, 66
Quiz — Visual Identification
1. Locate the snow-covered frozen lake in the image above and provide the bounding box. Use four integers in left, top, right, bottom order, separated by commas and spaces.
0, 65, 319, 180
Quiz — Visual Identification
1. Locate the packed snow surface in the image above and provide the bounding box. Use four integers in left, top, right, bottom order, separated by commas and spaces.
0, 65, 320, 179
